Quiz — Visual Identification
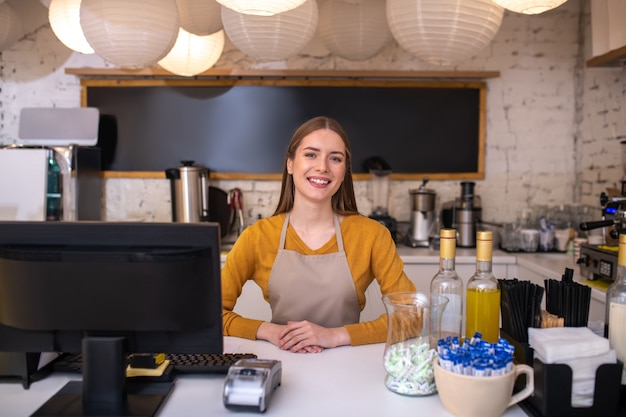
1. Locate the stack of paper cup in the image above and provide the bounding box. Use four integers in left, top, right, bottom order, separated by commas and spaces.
573, 237, 588, 262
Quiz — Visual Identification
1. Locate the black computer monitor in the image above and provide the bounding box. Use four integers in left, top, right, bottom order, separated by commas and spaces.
0, 221, 223, 417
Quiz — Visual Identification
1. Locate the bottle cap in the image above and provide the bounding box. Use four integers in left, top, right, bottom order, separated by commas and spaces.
476, 230, 493, 261
440, 229, 456, 258
440, 228, 456, 239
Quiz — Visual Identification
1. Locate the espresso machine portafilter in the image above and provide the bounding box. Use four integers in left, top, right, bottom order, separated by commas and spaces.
579, 192, 626, 241
583, 140, 626, 238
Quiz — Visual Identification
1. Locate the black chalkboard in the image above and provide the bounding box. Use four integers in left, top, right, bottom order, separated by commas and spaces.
87, 81, 484, 176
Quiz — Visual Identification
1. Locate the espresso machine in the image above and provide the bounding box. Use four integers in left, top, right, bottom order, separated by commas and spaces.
578, 192, 626, 281
406, 178, 437, 247
441, 181, 482, 248
577, 143, 626, 281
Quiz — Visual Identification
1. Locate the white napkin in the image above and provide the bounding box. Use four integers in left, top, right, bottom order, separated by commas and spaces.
533, 349, 617, 382
571, 379, 596, 407
529, 327, 617, 408
528, 327, 610, 363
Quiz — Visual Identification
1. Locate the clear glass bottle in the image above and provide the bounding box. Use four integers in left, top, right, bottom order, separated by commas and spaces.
465, 230, 501, 343
46, 149, 62, 221
606, 233, 626, 384
430, 228, 463, 339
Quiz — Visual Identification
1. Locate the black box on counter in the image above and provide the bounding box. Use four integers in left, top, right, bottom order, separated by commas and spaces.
521, 359, 623, 417
501, 329, 534, 366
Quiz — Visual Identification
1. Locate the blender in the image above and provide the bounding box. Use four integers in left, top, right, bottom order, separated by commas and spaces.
406, 178, 437, 247
441, 181, 482, 248
368, 169, 397, 241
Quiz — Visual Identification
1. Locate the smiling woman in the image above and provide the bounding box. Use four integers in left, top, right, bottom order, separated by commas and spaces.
278, 117, 353, 217
221, 116, 416, 353
287, 129, 346, 215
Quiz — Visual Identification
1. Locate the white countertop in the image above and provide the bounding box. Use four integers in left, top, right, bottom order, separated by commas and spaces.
1, 337, 528, 417
395, 245, 517, 265
222, 244, 607, 318
221, 245, 518, 265
514, 251, 578, 281
515, 251, 606, 303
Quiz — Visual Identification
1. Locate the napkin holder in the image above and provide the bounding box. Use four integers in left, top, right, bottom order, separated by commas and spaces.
523, 358, 623, 417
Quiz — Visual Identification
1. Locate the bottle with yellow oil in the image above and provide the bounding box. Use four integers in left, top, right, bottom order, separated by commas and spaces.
465, 230, 501, 343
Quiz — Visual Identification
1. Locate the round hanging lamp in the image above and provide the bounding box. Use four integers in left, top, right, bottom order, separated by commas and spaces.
386, 0, 504, 66
216, 0, 307, 16
48, 0, 94, 54
222, 0, 318, 60
0, 1, 23, 51
158, 28, 225, 76
491, 0, 568, 14
317, 0, 392, 61
79, 0, 180, 69
175, 0, 223, 35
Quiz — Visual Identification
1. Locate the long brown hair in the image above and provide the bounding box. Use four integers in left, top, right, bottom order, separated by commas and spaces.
273, 116, 359, 216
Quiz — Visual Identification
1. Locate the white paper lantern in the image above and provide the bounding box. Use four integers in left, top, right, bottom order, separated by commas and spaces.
217, 0, 307, 16
491, 0, 567, 14
80, 0, 180, 69
318, 0, 392, 61
159, 28, 225, 76
49, 0, 94, 54
0, 2, 23, 51
387, 0, 504, 66
175, 0, 223, 35
222, 0, 318, 60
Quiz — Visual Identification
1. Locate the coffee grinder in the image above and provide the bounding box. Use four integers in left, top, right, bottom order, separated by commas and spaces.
406, 178, 437, 247
368, 169, 397, 240
441, 181, 482, 247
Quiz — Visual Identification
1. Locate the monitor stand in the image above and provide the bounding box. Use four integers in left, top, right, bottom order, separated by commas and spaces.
31, 337, 174, 417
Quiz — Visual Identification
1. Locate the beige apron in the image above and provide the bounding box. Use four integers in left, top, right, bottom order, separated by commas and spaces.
268, 213, 360, 327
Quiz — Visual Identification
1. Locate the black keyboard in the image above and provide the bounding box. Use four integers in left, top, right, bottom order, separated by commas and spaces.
166, 353, 257, 374
51, 352, 257, 375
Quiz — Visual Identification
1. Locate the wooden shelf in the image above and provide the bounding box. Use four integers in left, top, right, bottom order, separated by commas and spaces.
66, 67, 500, 80
587, 45, 626, 68
101, 171, 282, 180
101, 171, 482, 181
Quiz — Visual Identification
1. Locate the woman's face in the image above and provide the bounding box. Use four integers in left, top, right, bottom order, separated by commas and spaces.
287, 128, 346, 205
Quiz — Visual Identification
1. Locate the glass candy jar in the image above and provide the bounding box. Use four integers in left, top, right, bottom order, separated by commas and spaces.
382, 292, 449, 396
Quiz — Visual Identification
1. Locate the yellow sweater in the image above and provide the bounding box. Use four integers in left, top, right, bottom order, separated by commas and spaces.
222, 213, 416, 346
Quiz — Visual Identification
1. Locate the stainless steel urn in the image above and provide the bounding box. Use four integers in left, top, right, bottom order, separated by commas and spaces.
165, 160, 209, 223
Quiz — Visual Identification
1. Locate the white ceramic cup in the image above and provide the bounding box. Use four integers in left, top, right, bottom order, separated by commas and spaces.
554, 228, 571, 252
573, 237, 588, 261
520, 229, 539, 252
434, 360, 534, 417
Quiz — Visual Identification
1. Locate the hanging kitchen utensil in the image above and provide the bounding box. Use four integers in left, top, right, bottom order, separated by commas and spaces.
228, 188, 245, 237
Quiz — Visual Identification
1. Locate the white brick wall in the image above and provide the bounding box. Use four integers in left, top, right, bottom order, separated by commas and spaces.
2, 0, 623, 228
